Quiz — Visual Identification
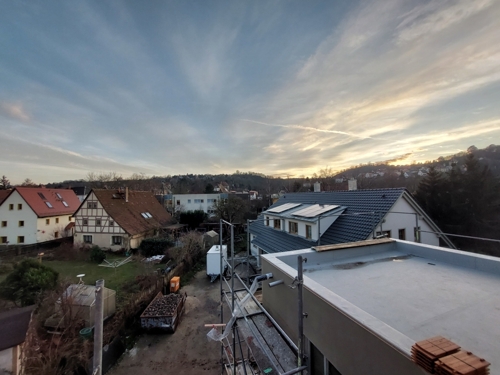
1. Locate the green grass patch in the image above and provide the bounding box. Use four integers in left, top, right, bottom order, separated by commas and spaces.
43, 255, 148, 296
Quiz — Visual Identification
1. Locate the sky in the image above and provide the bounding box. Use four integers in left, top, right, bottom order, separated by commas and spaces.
1, 0, 500, 185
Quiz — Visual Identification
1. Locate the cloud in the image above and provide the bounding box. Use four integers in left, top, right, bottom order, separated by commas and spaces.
0, 102, 31, 122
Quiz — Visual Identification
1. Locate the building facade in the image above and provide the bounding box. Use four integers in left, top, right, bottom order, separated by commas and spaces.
0, 188, 79, 246
74, 189, 171, 250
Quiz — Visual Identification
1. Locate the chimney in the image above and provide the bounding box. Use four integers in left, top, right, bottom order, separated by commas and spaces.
314, 181, 321, 192
348, 179, 357, 191
125, 187, 129, 203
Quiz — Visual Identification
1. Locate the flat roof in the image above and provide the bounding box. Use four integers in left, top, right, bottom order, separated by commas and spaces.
263, 240, 500, 373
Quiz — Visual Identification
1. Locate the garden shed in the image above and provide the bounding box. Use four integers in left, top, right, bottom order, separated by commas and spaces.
55, 284, 116, 328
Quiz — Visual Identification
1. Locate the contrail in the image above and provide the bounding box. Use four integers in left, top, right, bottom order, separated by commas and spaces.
240, 119, 373, 139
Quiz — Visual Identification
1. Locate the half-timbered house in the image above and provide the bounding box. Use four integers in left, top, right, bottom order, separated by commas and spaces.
73, 188, 172, 251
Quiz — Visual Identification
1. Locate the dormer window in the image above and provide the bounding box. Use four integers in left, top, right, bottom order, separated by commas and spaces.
306, 225, 312, 239
273, 218, 281, 230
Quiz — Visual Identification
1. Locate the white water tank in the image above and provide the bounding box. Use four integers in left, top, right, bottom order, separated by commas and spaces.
207, 245, 228, 277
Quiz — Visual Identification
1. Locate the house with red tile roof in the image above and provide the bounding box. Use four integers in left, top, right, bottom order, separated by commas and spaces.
0, 187, 80, 246
73, 188, 172, 251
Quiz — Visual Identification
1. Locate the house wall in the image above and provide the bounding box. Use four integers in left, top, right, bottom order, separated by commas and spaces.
36, 214, 74, 242
373, 197, 439, 246
73, 191, 128, 250
0, 191, 38, 245
172, 194, 222, 214
0, 347, 13, 374
261, 255, 426, 375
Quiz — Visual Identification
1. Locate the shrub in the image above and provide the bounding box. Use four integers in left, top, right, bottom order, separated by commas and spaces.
90, 246, 106, 263
0, 259, 59, 306
139, 237, 174, 258
0, 262, 14, 275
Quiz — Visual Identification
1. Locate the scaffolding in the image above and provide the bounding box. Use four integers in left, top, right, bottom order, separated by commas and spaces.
207, 219, 307, 375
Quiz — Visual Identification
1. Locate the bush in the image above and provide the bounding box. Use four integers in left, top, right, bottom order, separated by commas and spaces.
90, 246, 106, 263
0, 259, 59, 306
0, 262, 14, 275
139, 237, 174, 258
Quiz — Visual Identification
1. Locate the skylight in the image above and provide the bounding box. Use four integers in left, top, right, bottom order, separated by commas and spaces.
267, 203, 302, 213
141, 212, 153, 219
56, 193, 62, 199
45, 201, 53, 208
62, 201, 69, 207
293, 204, 339, 218
38, 192, 47, 200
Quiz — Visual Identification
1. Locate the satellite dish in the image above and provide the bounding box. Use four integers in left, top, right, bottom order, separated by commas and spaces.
77, 274, 85, 285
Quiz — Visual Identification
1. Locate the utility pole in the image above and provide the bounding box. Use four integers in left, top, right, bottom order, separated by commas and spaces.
93, 279, 104, 375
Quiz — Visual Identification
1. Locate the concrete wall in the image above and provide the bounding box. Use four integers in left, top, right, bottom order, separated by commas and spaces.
373, 196, 440, 246
261, 252, 427, 375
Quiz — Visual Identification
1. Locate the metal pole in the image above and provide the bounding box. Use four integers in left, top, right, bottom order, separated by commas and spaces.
231, 225, 236, 375
219, 220, 224, 375
93, 279, 104, 375
297, 256, 304, 375
246, 219, 250, 287
415, 213, 420, 243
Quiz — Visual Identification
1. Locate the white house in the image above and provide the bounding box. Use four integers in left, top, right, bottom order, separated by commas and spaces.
73, 189, 172, 251
0, 187, 80, 246
0, 305, 34, 375
171, 193, 227, 215
249, 188, 454, 263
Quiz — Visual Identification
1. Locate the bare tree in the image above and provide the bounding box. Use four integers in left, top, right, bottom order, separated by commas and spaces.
0, 175, 10, 189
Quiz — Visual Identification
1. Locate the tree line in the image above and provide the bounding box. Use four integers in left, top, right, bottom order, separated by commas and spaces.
415, 153, 500, 255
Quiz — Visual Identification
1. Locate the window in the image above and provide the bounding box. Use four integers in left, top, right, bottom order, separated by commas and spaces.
96, 219, 101, 226
54, 231, 59, 238
176, 200, 180, 205
9, 204, 13, 210
87, 202, 97, 209
83, 235, 92, 244
18, 221, 24, 227
83, 218, 88, 225
273, 218, 281, 230
38, 192, 47, 200
112, 236, 122, 245
0, 237, 7, 244
56, 218, 59, 224
17, 204, 22, 210
398, 228, 406, 240
68, 216, 72, 221
306, 225, 312, 239
207, 199, 217, 203
109, 220, 114, 227
45, 201, 53, 208
62, 201, 69, 207
46, 219, 50, 225
56, 193, 62, 199
1, 221, 6, 227
194, 199, 203, 203
187, 199, 191, 204
17, 236, 24, 244
289, 221, 298, 235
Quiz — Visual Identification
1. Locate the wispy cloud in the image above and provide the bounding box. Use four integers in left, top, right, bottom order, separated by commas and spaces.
0, 102, 30, 122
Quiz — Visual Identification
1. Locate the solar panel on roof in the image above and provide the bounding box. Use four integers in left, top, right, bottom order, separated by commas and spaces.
293, 204, 339, 218
267, 203, 302, 213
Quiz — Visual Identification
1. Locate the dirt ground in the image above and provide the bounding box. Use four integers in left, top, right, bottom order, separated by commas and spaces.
108, 270, 224, 375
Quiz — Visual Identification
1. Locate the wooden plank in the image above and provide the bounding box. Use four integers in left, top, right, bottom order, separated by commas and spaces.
252, 314, 297, 373
313, 238, 394, 252
235, 291, 261, 316
238, 319, 284, 374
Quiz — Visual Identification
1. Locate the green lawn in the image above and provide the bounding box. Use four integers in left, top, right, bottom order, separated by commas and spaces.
43, 255, 149, 293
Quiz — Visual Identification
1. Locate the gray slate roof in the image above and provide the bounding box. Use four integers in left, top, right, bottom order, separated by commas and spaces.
250, 188, 406, 254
